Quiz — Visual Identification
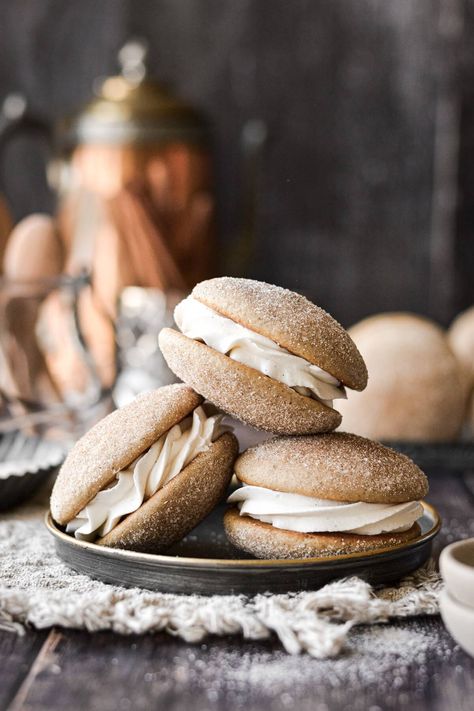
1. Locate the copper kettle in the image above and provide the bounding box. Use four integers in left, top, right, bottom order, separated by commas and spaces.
0, 39, 216, 305
0, 40, 269, 403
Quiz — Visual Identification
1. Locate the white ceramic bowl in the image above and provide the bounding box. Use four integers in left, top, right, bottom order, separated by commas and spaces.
440, 588, 474, 657
439, 538, 474, 608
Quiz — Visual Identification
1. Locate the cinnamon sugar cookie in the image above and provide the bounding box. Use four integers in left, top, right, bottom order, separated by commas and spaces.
159, 277, 367, 435
338, 313, 468, 442
51, 384, 238, 553
448, 306, 474, 435
224, 433, 428, 559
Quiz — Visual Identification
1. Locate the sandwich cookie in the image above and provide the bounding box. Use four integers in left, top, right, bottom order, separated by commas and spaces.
50, 384, 238, 552
448, 306, 474, 435
159, 277, 367, 435
337, 313, 468, 442
224, 433, 428, 559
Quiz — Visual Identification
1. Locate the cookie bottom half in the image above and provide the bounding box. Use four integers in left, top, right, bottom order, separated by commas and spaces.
223, 506, 422, 559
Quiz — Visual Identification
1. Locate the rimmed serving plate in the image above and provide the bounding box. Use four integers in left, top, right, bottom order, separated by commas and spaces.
46, 502, 441, 595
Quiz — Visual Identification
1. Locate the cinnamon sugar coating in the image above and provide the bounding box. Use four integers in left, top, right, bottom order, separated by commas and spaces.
159, 328, 342, 434
235, 433, 428, 503
192, 277, 368, 391
51, 384, 202, 525
98, 432, 238, 553
224, 507, 422, 559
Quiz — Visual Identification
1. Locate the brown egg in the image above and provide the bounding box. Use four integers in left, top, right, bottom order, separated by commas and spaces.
3, 214, 64, 281
1, 214, 64, 403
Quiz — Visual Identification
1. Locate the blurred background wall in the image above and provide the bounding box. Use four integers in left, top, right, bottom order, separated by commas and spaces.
0, 0, 472, 327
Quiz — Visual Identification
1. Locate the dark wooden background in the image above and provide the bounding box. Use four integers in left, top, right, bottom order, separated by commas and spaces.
0, 0, 473, 326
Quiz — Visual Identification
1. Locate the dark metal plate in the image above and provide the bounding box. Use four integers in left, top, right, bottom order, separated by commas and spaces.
46, 503, 441, 595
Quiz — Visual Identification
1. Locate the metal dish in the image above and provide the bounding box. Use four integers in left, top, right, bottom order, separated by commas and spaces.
0, 433, 66, 510
46, 502, 441, 595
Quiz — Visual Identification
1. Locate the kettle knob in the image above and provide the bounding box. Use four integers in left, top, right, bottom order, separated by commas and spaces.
118, 38, 149, 86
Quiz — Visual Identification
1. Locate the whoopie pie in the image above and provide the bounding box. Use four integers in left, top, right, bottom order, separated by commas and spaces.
159, 277, 367, 435
224, 433, 429, 559
50, 384, 238, 553
338, 313, 467, 442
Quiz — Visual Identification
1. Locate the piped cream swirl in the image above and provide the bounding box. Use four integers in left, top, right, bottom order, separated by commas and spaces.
174, 297, 346, 407
227, 486, 423, 534
67, 406, 226, 541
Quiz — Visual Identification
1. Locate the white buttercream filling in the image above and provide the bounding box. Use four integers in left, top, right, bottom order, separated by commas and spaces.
67, 406, 226, 541
174, 297, 346, 407
227, 486, 423, 534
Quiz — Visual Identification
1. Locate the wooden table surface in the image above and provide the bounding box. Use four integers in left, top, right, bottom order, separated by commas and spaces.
1, 469, 474, 711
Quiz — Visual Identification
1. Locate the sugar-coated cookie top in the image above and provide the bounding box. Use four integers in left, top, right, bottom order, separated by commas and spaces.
192, 278, 368, 391
235, 433, 428, 503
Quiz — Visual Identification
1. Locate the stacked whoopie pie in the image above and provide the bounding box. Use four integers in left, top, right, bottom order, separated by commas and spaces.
225, 434, 428, 559
159, 277, 367, 434
51, 277, 430, 559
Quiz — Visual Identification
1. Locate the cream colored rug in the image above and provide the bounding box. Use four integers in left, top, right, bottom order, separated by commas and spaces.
0, 490, 442, 659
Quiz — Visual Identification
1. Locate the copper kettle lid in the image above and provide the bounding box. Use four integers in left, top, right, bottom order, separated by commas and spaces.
61, 39, 209, 146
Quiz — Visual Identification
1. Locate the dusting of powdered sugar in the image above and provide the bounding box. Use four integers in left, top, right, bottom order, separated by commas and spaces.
134, 620, 458, 709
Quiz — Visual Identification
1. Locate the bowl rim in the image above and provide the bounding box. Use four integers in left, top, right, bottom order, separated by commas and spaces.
440, 586, 474, 615
440, 538, 474, 576
439, 588, 474, 657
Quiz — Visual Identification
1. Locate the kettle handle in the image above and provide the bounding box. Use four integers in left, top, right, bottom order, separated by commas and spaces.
0, 93, 53, 193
